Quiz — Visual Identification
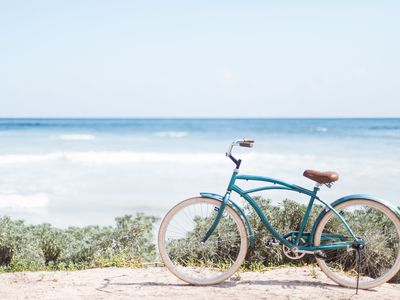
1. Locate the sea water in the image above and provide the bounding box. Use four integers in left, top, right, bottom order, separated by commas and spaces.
0, 118, 399, 227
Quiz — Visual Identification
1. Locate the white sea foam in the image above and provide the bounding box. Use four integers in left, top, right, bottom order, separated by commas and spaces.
0, 194, 49, 209
58, 134, 96, 141
0, 153, 62, 164
155, 131, 188, 138
0, 151, 222, 164
0, 151, 299, 165
316, 127, 328, 132
0, 151, 398, 173
0, 151, 398, 187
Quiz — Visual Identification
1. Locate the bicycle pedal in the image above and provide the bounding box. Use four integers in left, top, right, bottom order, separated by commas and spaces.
314, 250, 327, 259
266, 239, 279, 247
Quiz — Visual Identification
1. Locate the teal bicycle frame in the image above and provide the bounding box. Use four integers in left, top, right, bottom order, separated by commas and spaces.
201, 168, 362, 252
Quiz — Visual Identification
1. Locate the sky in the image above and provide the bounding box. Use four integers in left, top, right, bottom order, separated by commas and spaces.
0, 1, 399, 118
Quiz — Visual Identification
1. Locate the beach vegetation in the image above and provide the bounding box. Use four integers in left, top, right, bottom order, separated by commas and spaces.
0, 198, 398, 284
0, 213, 157, 272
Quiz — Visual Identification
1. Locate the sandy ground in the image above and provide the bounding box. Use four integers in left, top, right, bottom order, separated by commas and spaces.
0, 266, 399, 300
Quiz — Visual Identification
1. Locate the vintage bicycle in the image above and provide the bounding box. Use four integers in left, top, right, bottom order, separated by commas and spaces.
158, 139, 400, 290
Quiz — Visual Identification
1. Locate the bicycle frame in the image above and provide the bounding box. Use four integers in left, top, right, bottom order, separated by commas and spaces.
202, 168, 360, 252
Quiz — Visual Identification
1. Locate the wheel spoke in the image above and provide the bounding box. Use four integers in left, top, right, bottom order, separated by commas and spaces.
314, 199, 400, 289
159, 198, 247, 285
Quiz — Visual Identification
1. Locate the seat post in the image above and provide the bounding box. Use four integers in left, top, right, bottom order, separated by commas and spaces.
316, 182, 334, 189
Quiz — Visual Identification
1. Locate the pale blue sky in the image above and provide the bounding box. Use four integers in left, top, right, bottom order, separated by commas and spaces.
0, 1, 399, 117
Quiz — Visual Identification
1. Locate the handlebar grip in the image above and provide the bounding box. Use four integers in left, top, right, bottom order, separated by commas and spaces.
239, 142, 254, 148
243, 139, 255, 143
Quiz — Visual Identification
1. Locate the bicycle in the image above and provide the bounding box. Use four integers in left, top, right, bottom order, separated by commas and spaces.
158, 139, 400, 290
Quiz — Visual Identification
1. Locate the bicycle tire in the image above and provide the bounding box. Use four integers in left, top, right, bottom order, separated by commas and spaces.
158, 197, 248, 285
314, 199, 400, 289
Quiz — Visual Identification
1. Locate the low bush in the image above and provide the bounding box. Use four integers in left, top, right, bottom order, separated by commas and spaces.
1, 198, 398, 284
0, 213, 158, 272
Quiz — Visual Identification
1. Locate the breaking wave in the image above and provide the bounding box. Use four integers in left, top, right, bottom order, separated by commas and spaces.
0, 194, 49, 209
58, 134, 96, 141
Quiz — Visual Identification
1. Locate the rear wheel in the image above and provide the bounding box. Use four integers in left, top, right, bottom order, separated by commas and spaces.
314, 199, 400, 289
158, 197, 248, 285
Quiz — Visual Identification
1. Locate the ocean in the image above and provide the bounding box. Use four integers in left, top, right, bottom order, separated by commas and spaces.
0, 118, 399, 227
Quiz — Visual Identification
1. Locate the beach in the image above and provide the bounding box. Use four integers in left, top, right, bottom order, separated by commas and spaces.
2, 1, 399, 298
0, 266, 399, 300
1, 118, 399, 298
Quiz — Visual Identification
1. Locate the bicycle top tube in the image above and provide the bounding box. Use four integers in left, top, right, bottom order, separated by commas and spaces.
234, 173, 315, 197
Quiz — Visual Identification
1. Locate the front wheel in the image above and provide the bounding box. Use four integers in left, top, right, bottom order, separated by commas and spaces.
314, 199, 400, 289
158, 197, 248, 285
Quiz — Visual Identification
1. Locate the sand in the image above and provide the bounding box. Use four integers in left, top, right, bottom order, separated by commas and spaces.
0, 266, 398, 300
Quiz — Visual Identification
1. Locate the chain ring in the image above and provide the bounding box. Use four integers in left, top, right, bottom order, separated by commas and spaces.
282, 237, 306, 260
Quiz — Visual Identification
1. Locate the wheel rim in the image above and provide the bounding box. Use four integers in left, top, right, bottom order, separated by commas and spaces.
314, 199, 400, 288
158, 198, 248, 285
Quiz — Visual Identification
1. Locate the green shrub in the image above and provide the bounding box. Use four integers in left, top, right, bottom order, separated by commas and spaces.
0, 218, 15, 266
0, 200, 398, 284
0, 213, 159, 272
33, 224, 65, 265
0, 217, 39, 266
0, 245, 13, 266
62, 225, 112, 264
112, 213, 158, 261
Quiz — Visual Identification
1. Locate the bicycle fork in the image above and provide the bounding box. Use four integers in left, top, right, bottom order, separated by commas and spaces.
201, 170, 238, 243
200, 191, 230, 243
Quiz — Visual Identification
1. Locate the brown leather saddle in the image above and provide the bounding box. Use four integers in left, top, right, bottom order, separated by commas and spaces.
303, 169, 339, 185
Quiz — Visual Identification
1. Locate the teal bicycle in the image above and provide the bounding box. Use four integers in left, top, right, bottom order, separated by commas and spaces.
158, 139, 400, 289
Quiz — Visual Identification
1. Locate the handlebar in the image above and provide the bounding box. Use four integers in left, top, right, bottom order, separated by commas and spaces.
226, 139, 255, 169
226, 138, 255, 156
239, 141, 254, 148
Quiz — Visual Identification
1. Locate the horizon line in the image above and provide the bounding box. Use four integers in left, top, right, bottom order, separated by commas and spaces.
0, 116, 399, 120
